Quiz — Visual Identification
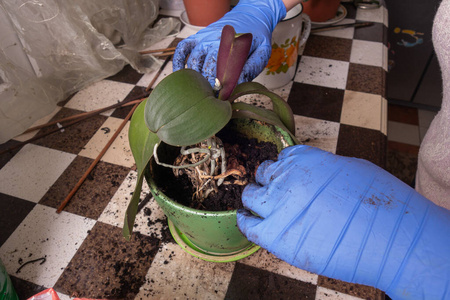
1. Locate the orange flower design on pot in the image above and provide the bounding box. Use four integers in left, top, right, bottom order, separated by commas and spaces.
286, 41, 298, 68
254, 4, 311, 89
267, 47, 286, 73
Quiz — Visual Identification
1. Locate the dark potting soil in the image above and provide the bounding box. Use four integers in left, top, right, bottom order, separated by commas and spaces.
156, 131, 279, 211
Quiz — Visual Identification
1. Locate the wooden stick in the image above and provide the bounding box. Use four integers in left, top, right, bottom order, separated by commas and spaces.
0, 115, 90, 156
311, 22, 373, 33
23, 98, 145, 134
139, 46, 177, 55
56, 102, 140, 213
54, 54, 170, 213
0, 97, 147, 156
152, 51, 175, 57
146, 55, 172, 91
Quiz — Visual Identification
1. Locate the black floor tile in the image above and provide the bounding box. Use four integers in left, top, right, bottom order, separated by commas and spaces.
54, 222, 160, 300
354, 22, 388, 46
0, 140, 23, 169
347, 63, 386, 96
225, 262, 317, 299
110, 86, 149, 120
304, 35, 352, 62
9, 276, 47, 300
0, 194, 35, 247
386, 148, 418, 186
31, 108, 108, 155
288, 82, 344, 122
336, 124, 387, 168
318, 276, 385, 300
107, 64, 144, 85
39, 157, 130, 220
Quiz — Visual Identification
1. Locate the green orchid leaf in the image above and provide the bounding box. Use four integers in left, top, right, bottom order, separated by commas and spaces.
123, 174, 144, 241
230, 82, 296, 135
217, 25, 253, 101
129, 99, 159, 171
232, 102, 299, 144
145, 69, 232, 146
124, 99, 160, 240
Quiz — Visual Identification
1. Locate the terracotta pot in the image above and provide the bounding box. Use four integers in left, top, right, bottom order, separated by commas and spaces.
182, 0, 231, 26
302, 0, 341, 23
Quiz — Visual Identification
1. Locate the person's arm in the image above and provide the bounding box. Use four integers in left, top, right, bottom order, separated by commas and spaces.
283, 0, 301, 10
173, 0, 291, 86
237, 145, 450, 300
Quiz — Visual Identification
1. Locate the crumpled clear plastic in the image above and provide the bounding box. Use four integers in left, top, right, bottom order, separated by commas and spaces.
27, 288, 103, 300
0, 0, 180, 143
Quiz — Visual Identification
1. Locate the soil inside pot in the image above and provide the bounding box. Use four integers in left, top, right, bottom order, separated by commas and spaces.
153, 126, 279, 211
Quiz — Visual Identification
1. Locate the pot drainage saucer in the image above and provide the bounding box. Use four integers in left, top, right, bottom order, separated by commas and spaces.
311, 4, 347, 26
168, 219, 260, 262
180, 10, 205, 32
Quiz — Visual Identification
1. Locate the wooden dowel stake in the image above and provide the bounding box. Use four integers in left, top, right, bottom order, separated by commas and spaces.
56, 102, 140, 213
56, 50, 171, 213
139, 46, 177, 55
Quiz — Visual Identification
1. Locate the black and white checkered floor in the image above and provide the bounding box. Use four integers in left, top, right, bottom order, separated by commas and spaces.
0, 2, 389, 299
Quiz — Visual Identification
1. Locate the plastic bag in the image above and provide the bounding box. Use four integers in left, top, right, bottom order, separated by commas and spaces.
0, 0, 180, 143
27, 289, 107, 300
0, 258, 18, 300
27, 288, 106, 300
26, 289, 59, 300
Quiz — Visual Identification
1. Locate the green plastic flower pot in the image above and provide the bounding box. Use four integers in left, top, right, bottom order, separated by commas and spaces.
146, 118, 294, 261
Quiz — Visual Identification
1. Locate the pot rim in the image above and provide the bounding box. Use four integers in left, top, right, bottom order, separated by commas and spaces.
282, 3, 304, 22
148, 118, 294, 216
148, 174, 239, 216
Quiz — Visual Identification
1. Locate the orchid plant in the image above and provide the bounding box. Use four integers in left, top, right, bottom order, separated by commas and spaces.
124, 25, 298, 240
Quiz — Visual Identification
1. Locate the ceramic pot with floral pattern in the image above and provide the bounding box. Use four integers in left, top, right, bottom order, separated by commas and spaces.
253, 4, 311, 89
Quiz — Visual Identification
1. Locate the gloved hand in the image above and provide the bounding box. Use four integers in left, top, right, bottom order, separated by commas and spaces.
173, 0, 287, 86
237, 145, 450, 300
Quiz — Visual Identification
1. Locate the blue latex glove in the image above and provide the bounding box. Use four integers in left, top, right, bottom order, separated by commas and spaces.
173, 0, 286, 86
237, 145, 450, 299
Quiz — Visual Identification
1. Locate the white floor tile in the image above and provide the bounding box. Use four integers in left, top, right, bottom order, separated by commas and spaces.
176, 25, 202, 39
240, 248, 318, 284
355, 6, 388, 27
141, 37, 176, 53
272, 81, 295, 99
381, 97, 388, 135
295, 56, 349, 90
294, 115, 340, 154
0, 205, 95, 287
99, 170, 167, 239
387, 121, 421, 146
13, 106, 61, 142
64, 80, 134, 115
0, 144, 76, 203
340, 91, 383, 131
235, 81, 293, 109
135, 242, 235, 299
350, 40, 385, 69
136, 61, 173, 89
78, 117, 133, 168
316, 286, 365, 300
